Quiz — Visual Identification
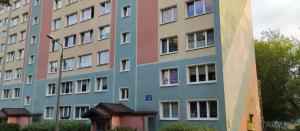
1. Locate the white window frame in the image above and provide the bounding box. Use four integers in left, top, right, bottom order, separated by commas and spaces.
64, 34, 76, 48
186, 30, 214, 50
59, 106, 71, 119
66, 13, 77, 26
46, 83, 56, 96
159, 100, 179, 120
2, 89, 10, 99
160, 36, 178, 55
98, 50, 109, 65
95, 77, 108, 92
4, 70, 13, 81
15, 68, 22, 79
78, 54, 92, 68
6, 51, 15, 62
80, 30, 93, 44
75, 79, 90, 93
120, 58, 130, 72
186, 63, 217, 84
186, 99, 218, 120
20, 30, 26, 41
53, 18, 61, 30
121, 5, 131, 18
61, 81, 73, 95
32, 16, 38, 25
26, 75, 32, 84
24, 96, 30, 105
44, 106, 54, 119
63, 58, 75, 71
186, 0, 214, 18
12, 88, 20, 99
74, 105, 89, 120
98, 25, 110, 40
53, 0, 62, 10
81, 6, 94, 21
120, 32, 130, 44
160, 6, 177, 24
119, 87, 129, 101
99, 1, 111, 16
160, 67, 179, 87
29, 55, 35, 64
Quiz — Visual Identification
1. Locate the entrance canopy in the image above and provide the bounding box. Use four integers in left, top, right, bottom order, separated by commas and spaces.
82, 103, 156, 119
0, 108, 31, 119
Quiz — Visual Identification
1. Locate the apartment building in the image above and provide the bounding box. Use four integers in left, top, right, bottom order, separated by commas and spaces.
0, 0, 262, 131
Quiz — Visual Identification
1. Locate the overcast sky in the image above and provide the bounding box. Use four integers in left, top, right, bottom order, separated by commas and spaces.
252, 0, 300, 39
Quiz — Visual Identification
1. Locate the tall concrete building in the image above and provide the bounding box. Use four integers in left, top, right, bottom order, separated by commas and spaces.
0, 0, 262, 130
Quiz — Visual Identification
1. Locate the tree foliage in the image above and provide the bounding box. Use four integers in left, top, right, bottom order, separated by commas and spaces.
255, 29, 300, 122
0, 0, 10, 6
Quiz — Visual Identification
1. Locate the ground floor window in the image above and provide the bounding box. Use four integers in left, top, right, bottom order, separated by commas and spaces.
187, 100, 218, 120
160, 101, 179, 120
74, 106, 89, 119
119, 88, 129, 101
60, 106, 71, 119
44, 107, 54, 119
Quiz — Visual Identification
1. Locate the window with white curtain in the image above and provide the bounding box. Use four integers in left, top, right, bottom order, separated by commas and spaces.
66, 13, 77, 26
99, 25, 110, 40
81, 30, 93, 44
81, 7, 94, 21
64, 35, 76, 48
98, 51, 109, 65
100, 1, 111, 15
63, 58, 74, 71
78, 55, 92, 68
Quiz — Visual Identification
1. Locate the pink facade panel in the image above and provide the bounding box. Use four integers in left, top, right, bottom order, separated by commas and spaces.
120, 116, 145, 131
109, 0, 116, 69
36, 0, 53, 80
137, 0, 158, 65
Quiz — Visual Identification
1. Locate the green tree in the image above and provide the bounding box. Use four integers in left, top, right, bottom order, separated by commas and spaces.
255, 29, 300, 122
0, 0, 10, 6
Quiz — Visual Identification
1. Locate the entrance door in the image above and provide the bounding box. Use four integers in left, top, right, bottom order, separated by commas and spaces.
146, 116, 156, 131
96, 119, 111, 131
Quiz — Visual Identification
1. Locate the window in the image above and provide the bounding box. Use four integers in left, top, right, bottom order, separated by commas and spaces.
100, 1, 111, 15
95, 77, 108, 92
49, 61, 58, 73
31, 35, 37, 44
25, 96, 30, 105
4, 70, 12, 80
120, 58, 130, 72
74, 106, 88, 119
2, 89, 10, 99
76, 79, 90, 93
53, 18, 61, 30
60, 106, 71, 119
15, 68, 22, 79
13, 88, 20, 99
6, 51, 15, 62
81, 7, 94, 21
161, 37, 178, 55
27, 75, 32, 84
61, 81, 73, 94
66, 0, 77, 5
119, 88, 129, 100
13, 0, 21, 10
0, 44, 5, 52
99, 25, 110, 40
64, 35, 76, 48
29, 55, 35, 64
187, 100, 218, 120
121, 32, 130, 44
161, 7, 177, 24
33, 16, 38, 25
78, 55, 92, 68
4, 18, 8, 26
54, 0, 62, 10
187, 29, 214, 50
0, 57, 3, 64
20, 30, 26, 41
161, 68, 178, 86
188, 63, 216, 84
46, 83, 56, 96
66, 13, 77, 26
17, 49, 24, 60
2, 31, 7, 38
63, 58, 74, 71
160, 101, 179, 120
44, 107, 54, 119
33, 0, 39, 6
121, 5, 131, 17
10, 17, 19, 27
9, 34, 17, 44
21, 13, 28, 23
98, 51, 109, 65
187, 0, 213, 18
81, 30, 93, 44
51, 40, 60, 52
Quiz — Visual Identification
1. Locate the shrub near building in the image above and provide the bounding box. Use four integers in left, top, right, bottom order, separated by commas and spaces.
21, 121, 90, 131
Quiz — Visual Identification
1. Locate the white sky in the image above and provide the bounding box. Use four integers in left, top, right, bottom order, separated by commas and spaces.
252, 0, 300, 39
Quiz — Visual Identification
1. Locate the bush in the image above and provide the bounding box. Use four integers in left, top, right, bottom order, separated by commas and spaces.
0, 123, 20, 131
160, 123, 216, 131
22, 121, 90, 131
295, 125, 300, 131
110, 127, 137, 131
